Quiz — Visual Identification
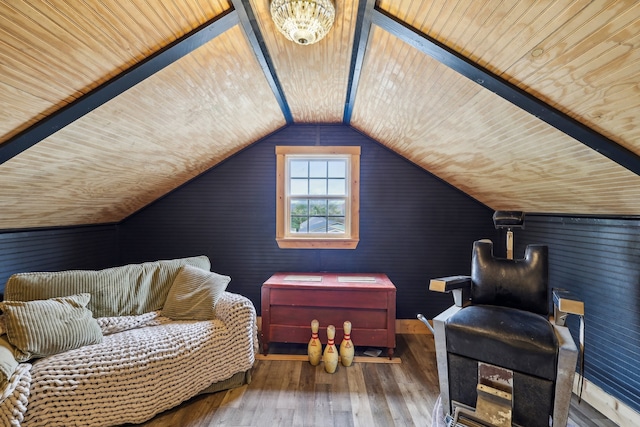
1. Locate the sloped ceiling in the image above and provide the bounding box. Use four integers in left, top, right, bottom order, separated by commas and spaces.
1, 0, 639, 229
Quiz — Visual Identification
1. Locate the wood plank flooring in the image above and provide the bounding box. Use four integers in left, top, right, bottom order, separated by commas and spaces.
128, 334, 617, 427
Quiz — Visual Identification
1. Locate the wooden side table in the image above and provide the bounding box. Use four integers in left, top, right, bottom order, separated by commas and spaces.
261, 272, 396, 358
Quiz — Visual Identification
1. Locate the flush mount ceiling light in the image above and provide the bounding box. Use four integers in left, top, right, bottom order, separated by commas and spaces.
270, 0, 336, 46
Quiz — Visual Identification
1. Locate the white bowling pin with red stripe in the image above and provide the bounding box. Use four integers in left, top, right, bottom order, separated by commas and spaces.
340, 320, 354, 367
308, 319, 322, 366
323, 324, 339, 373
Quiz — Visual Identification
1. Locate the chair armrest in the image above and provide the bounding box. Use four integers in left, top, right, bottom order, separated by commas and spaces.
552, 288, 584, 326
430, 275, 472, 307
551, 321, 579, 425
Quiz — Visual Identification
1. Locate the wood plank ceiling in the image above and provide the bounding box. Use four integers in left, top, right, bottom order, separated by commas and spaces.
0, 0, 639, 229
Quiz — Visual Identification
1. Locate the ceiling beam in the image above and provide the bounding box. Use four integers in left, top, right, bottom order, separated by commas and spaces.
371, 7, 640, 177
0, 9, 238, 166
343, 0, 376, 124
232, 0, 293, 124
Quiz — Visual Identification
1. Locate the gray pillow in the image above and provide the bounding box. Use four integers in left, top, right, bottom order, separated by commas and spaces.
161, 265, 230, 320
0, 293, 103, 362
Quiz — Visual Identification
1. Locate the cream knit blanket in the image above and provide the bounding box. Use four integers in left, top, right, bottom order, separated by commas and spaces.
0, 292, 257, 427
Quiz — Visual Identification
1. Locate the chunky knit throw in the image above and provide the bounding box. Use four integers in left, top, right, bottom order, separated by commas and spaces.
0, 292, 257, 427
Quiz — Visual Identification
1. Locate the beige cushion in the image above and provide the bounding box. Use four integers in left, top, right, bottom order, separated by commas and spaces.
0, 334, 19, 388
0, 293, 103, 362
161, 265, 230, 320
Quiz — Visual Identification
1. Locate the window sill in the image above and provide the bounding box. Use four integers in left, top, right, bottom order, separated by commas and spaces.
276, 238, 359, 249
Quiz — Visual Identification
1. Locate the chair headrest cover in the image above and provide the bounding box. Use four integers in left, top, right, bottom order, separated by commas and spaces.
471, 240, 549, 315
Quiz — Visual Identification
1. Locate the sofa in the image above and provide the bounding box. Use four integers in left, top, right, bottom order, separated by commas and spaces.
0, 256, 257, 427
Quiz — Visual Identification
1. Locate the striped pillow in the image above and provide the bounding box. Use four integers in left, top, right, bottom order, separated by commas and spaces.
0, 293, 103, 362
161, 265, 230, 320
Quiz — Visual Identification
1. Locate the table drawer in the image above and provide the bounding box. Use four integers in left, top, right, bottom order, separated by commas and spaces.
269, 288, 389, 309
270, 306, 388, 329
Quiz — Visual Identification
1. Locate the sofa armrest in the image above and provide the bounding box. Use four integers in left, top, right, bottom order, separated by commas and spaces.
214, 292, 258, 352
430, 275, 472, 307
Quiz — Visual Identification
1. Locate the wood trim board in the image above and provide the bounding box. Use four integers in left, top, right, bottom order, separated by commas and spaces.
257, 317, 431, 335
573, 376, 640, 427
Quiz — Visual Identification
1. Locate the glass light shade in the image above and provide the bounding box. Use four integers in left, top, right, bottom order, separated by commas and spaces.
270, 0, 336, 46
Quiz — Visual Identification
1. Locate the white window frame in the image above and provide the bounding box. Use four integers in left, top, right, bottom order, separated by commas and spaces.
276, 146, 360, 249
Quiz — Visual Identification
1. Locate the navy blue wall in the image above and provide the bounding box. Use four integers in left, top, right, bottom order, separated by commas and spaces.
119, 124, 496, 318
0, 225, 118, 295
517, 215, 640, 414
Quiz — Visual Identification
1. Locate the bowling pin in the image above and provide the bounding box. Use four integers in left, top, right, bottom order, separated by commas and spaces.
340, 320, 355, 367
323, 324, 339, 373
308, 319, 322, 366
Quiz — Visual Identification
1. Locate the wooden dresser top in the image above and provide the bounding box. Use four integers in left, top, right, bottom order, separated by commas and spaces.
263, 272, 395, 291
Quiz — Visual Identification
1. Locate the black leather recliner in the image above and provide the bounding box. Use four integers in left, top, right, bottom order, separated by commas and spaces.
430, 239, 582, 427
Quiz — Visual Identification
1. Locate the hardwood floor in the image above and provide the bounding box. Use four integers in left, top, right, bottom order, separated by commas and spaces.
130, 334, 617, 427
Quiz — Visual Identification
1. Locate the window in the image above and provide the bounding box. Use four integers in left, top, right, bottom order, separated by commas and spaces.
276, 146, 360, 249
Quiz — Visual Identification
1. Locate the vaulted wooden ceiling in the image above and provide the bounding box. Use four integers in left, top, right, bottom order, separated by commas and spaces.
1, 0, 639, 229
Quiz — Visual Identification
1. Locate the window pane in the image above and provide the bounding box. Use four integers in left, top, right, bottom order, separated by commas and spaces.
290, 160, 308, 177
309, 199, 327, 215
291, 199, 308, 233
328, 160, 346, 177
307, 217, 326, 233
309, 161, 327, 177
292, 217, 309, 233
327, 179, 345, 195
291, 179, 308, 195
309, 179, 326, 195
327, 217, 345, 233
291, 199, 308, 215
328, 200, 345, 215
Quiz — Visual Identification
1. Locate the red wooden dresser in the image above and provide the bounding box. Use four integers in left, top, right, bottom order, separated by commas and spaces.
261, 272, 396, 358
